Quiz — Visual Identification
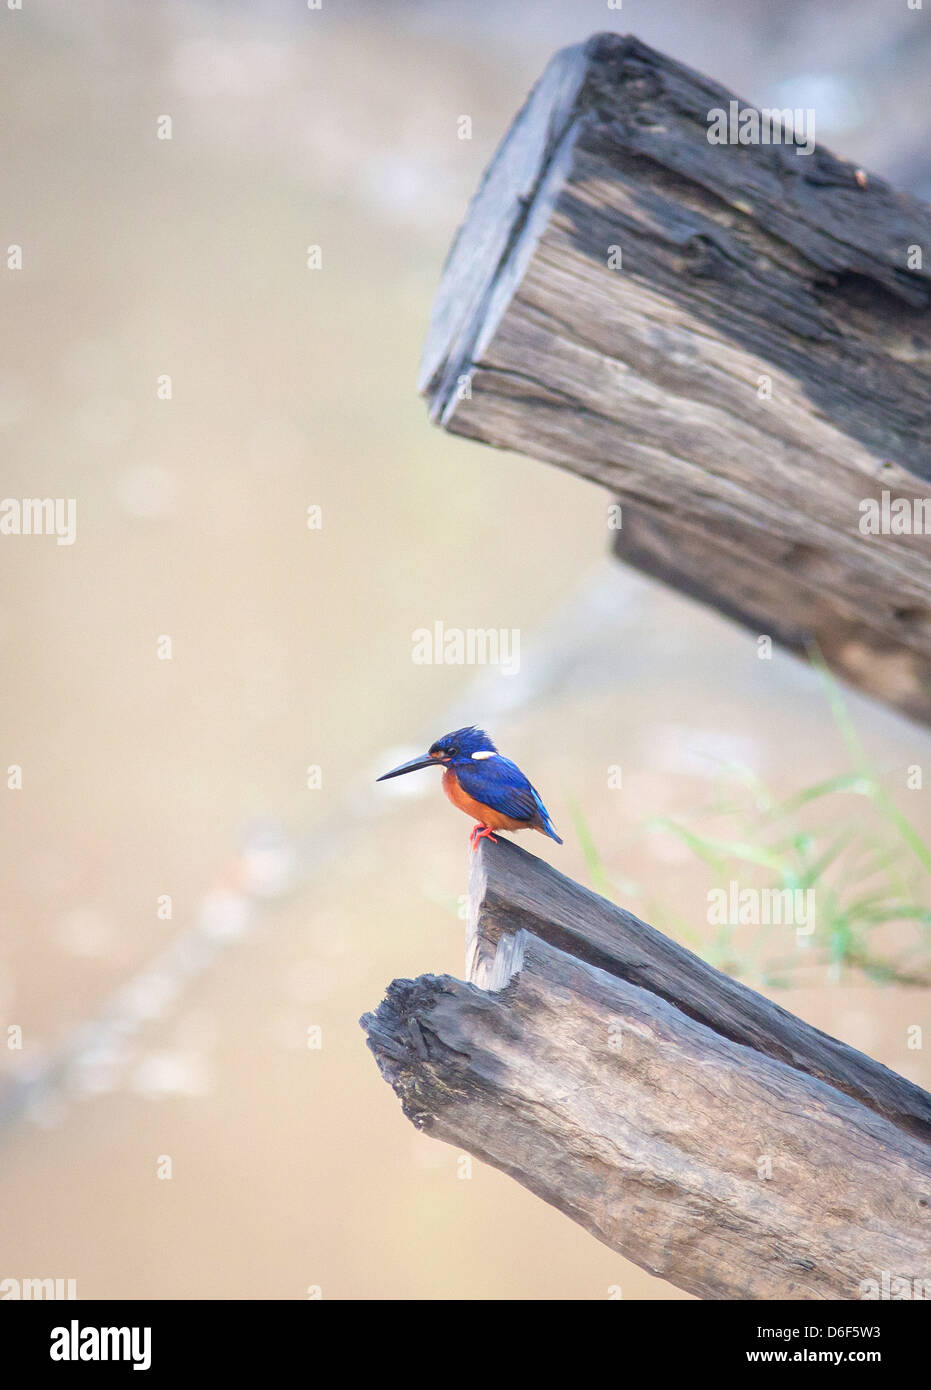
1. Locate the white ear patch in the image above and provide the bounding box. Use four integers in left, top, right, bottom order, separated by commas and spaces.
471, 750, 497, 760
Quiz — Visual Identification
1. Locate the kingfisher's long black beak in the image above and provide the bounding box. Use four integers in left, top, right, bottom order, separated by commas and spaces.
376, 753, 438, 782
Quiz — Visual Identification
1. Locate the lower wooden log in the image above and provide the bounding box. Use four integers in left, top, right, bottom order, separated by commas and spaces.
362, 930, 931, 1300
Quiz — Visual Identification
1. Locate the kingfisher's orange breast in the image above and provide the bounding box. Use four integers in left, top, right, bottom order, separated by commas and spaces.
442, 767, 527, 831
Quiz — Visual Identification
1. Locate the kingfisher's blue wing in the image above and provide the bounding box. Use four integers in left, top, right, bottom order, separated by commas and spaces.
454, 757, 563, 843
455, 757, 537, 820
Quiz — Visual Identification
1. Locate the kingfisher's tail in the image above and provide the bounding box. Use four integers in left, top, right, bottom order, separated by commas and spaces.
536, 800, 563, 844
528, 784, 563, 845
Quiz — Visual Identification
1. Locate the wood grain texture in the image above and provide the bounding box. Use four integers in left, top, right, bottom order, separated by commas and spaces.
420, 33, 931, 723
466, 837, 931, 1141
362, 929, 931, 1300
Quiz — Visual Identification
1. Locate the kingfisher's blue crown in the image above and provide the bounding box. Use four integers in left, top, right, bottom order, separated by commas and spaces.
429, 726, 496, 760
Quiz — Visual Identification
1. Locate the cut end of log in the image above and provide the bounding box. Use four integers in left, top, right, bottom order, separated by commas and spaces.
466, 846, 526, 989
418, 34, 596, 413
360, 975, 454, 1132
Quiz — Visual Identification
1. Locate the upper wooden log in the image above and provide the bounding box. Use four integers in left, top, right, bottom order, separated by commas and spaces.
420, 33, 931, 724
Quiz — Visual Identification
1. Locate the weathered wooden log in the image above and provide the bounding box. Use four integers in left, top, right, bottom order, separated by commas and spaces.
420, 33, 931, 725
362, 838, 931, 1300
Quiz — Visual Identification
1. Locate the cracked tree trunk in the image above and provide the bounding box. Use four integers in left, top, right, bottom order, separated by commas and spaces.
419, 33, 931, 725
361, 838, 931, 1300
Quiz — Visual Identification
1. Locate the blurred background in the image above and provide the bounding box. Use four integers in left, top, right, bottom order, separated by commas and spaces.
0, 0, 928, 1300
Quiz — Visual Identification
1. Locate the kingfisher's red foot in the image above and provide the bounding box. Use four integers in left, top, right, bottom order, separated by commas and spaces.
470, 824, 498, 851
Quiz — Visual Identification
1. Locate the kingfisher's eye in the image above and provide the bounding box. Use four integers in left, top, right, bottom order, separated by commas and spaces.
447, 746, 458, 758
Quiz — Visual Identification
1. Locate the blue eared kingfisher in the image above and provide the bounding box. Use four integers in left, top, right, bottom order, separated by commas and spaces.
376, 726, 563, 849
